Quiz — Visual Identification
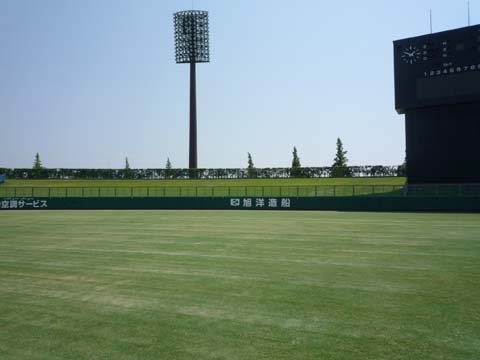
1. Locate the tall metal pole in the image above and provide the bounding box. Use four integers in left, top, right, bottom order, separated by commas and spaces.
174, 10, 209, 171
430, 9, 433, 34
468, 1, 471, 26
189, 61, 197, 169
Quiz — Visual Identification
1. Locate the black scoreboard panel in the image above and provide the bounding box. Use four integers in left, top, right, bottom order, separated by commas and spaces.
405, 102, 480, 184
394, 25, 480, 114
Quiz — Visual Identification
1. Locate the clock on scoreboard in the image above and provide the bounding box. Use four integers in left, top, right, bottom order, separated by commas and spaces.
394, 24, 480, 114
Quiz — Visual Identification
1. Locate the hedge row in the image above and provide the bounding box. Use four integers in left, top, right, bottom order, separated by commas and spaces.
0, 165, 405, 180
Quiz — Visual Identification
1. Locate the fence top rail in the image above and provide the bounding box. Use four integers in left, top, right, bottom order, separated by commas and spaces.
4, 184, 479, 190
2, 184, 480, 199
1, 184, 477, 192
2, 184, 405, 189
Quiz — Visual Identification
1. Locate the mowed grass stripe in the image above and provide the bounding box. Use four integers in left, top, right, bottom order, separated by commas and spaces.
0, 210, 479, 359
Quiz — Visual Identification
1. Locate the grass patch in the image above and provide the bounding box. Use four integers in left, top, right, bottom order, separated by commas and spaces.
0, 210, 479, 359
0, 178, 406, 198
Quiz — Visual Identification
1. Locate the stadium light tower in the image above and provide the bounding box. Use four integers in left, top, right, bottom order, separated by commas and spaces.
174, 10, 210, 170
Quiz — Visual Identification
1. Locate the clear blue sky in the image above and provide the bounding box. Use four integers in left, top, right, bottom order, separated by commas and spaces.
1, 0, 477, 169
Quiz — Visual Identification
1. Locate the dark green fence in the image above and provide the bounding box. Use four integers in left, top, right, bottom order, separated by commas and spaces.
2, 196, 480, 213
1, 184, 479, 198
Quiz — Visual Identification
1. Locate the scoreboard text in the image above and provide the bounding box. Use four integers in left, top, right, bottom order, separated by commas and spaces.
394, 25, 480, 114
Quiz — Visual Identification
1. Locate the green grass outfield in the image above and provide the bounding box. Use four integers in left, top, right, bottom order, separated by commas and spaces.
1, 178, 407, 198
0, 211, 479, 359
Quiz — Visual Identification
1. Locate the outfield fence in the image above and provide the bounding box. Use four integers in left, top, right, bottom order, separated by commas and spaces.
1, 184, 479, 198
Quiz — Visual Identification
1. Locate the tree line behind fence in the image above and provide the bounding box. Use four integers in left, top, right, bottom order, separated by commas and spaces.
0, 165, 405, 180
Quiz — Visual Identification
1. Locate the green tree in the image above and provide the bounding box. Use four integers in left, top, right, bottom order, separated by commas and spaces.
165, 158, 174, 178
397, 155, 407, 177
124, 157, 132, 179
247, 153, 256, 178
291, 146, 303, 178
32, 152, 45, 179
331, 138, 351, 177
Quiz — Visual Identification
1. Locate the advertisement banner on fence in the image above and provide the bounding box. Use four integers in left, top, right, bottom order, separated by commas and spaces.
228, 197, 292, 209
0, 197, 294, 211
0, 196, 479, 212
1, 198, 49, 209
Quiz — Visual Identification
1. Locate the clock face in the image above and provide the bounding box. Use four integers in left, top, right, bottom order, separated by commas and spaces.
401, 45, 421, 64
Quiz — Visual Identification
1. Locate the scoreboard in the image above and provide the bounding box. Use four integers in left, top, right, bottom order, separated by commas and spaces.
394, 25, 480, 114
394, 25, 480, 184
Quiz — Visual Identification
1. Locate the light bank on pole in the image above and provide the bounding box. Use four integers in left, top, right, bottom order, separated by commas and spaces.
174, 10, 210, 170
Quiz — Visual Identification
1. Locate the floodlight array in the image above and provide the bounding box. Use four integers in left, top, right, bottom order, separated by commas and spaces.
174, 11, 210, 63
